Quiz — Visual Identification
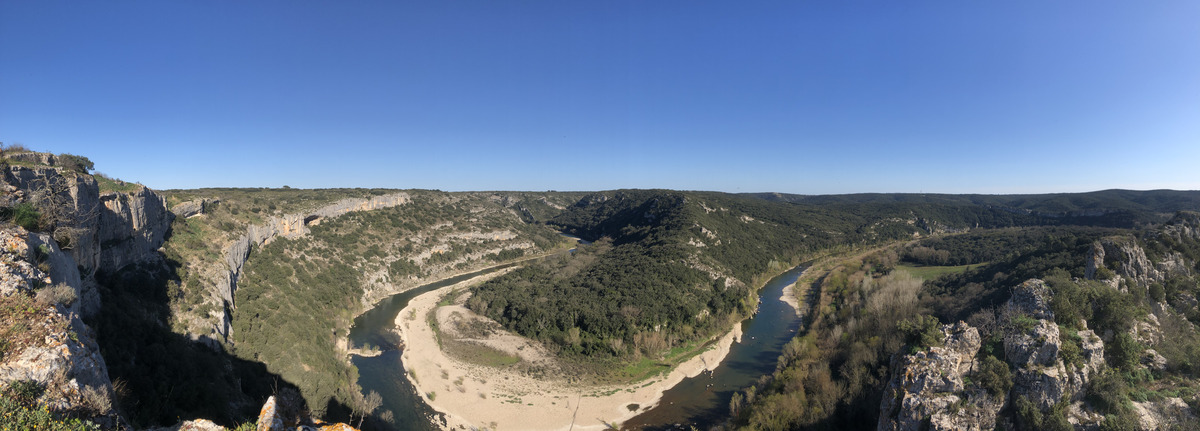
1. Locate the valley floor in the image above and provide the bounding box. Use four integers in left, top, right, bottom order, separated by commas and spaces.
395, 272, 743, 431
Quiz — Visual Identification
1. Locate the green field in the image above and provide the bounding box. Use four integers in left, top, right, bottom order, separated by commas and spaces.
896, 263, 982, 280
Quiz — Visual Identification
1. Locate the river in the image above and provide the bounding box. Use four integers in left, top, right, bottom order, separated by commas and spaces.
349, 263, 807, 430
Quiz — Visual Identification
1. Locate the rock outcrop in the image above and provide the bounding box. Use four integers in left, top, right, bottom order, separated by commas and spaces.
171, 198, 218, 219
1131, 397, 1198, 430
878, 322, 1003, 431
878, 279, 1111, 431
1004, 279, 1104, 410
1085, 237, 1163, 288
4, 158, 174, 316
96, 185, 172, 273
0, 227, 120, 428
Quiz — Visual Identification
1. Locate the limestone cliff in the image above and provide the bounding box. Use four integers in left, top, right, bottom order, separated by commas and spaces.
0, 227, 121, 428
4, 157, 174, 317
210, 193, 411, 342
97, 185, 172, 274
0, 153, 177, 428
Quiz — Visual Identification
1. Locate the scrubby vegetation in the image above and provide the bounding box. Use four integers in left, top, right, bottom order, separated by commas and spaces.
730, 215, 1200, 430
0, 381, 101, 431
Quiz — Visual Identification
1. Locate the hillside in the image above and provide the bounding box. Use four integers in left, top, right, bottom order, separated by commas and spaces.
1, 147, 1197, 430
729, 214, 1200, 430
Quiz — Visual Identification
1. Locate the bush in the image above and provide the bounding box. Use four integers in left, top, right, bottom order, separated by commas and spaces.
897, 315, 943, 352
1107, 332, 1141, 371
1148, 283, 1165, 302
974, 355, 1012, 396
1087, 370, 1131, 414
36, 284, 77, 307
57, 154, 93, 173
1059, 327, 1084, 368
3, 380, 44, 407
0, 393, 101, 430
11, 203, 41, 231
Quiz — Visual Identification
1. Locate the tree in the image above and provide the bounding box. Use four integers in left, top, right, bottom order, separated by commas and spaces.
349, 389, 382, 428
24, 172, 98, 247
57, 154, 94, 173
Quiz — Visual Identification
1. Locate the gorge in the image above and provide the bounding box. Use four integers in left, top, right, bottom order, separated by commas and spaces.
2, 149, 1200, 431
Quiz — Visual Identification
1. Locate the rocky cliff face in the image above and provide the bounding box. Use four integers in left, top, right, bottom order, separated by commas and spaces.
1085, 237, 1163, 288
4, 160, 174, 316
97, 186, 172, 275
1, 154, 178, 427
0, 227, 121, 428
211, 193, 410, 342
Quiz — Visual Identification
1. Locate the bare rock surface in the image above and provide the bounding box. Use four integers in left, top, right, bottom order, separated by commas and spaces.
878, 322, 1003, 431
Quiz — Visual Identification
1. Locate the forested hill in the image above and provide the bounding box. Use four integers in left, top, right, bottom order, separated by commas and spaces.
466, 189, 1079, 370
744, 189, 1200, 227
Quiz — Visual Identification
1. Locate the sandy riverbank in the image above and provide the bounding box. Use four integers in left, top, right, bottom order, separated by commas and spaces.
780, 267, 811, 316
395, 273, 743, 431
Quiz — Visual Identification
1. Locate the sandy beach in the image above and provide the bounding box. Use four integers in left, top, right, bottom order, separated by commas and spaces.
395, 272, 743, 431
780, 267, 811, 315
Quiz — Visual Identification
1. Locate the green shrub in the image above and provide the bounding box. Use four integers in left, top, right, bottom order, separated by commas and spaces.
1087, 370, 1131, 414
1011, 314, 1039, 333
1016, 395, 1072, 431
1059, 327, 1084, 368
1107, 332, 1141, 371
1148, 283, 1165, 302
974, 355, 1012, 396
0, 393, 101, 430
3, 380, 44, 407
57, 154, 93, 173
897, 315, 943, 352
12, 203, 41, 231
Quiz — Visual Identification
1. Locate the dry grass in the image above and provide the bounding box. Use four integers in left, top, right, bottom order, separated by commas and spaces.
0, 292, 61, 361
35, 284, 76, 308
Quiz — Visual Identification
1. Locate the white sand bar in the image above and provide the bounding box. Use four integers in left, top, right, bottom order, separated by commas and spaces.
395, 271, 743, 431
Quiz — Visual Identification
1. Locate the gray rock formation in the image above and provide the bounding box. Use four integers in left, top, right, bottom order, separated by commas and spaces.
1085, 237, 1162, 288
1131, 397, 1198, 430
170, 198, 218, 218
878, 322, 1003, 431
4, 160, 175, 316
879, 279, 1113, 431
1004, 279, 1103, 410
97, 185, 173, 274
0, 227, 120, 427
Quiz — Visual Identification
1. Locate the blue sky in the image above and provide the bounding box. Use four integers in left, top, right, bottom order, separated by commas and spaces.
2, 1, 1197, 194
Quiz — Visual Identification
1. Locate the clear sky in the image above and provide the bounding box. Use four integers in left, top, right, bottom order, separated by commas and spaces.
2, 1, 1197, 194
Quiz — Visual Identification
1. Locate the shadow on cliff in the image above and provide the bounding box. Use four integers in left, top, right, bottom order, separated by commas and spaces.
88, 251, 307, 429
